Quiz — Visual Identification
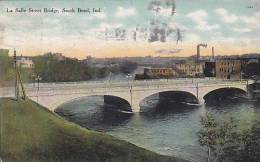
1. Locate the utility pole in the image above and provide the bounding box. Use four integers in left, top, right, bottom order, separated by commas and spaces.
13, 49, 27, 100
35, 75, 42, 102
13, 49, 19, 99
196, 82, 199, 100
130, 85, 133, 108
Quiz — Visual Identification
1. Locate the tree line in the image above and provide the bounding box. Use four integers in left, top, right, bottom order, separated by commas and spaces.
32, 53, 137, 82
1, 52, 138, 84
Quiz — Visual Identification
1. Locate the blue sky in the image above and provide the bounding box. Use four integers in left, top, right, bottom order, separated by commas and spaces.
0, 0, 259, 58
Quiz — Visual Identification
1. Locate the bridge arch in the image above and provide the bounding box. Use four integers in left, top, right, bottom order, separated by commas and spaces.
55, 95, 132, 113
139, 90, 199, 112
203, 87, 247, 104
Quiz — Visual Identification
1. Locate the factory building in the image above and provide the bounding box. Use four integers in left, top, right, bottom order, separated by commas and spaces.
216, 60, 241, 80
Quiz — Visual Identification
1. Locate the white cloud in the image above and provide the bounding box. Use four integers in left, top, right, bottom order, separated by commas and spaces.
232, 27, 251, 33
240, 11, 260, 31
186, 10, 220, 31
214, 8, 238, 23
187, 10, 208, 23
187, 33, 200, 43
169, 22, 189, 31
115, 6, 137, 18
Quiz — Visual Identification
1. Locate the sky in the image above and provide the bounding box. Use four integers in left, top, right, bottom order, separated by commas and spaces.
0, 0, 260, 59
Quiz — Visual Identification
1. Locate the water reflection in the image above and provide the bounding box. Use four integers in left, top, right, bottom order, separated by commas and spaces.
55, 96, 132, 131
55, 96, 260, 162
141, 101, 199, 117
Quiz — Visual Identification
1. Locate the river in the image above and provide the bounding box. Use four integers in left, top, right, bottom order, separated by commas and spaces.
55, 96, 260, 162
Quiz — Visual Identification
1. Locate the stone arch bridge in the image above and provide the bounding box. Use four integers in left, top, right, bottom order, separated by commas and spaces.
9, 79, 249, 113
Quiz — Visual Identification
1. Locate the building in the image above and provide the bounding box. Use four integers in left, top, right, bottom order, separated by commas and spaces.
204, 62, 216, 77
17, 56, 34, 68
140, 68, 177, 79
216, 60, 241, 80
175, 62, 205, 77
144, 68, 177, 78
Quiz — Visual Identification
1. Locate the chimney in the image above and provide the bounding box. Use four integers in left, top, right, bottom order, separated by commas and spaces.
197, 44, 200, 63
212, 47, 215, 59
196, 43, 207, 63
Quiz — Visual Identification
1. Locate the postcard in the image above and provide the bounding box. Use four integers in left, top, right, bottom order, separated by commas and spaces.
0, 0, 260, 162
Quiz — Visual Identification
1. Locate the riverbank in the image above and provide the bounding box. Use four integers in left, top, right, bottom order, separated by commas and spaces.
0, 98, 188, 162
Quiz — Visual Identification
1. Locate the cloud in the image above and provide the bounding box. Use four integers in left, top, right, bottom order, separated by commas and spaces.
214, 8, 238, 23
115, 6, 137, 18
169, 22, 189, 31
232, 27, 251, 33
186, 33, 200, 43
156, 49, 182, 54
186, 10, 220, 31
240, 11, 260, 31
187, 10, 208, 22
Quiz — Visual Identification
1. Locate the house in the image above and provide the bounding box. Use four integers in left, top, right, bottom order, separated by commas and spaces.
17, 56, 34, 68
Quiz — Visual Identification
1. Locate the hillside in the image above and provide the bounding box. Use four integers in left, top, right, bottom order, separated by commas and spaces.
0, 98, 188, 162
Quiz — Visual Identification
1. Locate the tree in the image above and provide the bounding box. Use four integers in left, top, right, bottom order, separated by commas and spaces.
119, 61, 137, 74
235, 121, 260, 162
198, 113, 217, 162
0, 51, 14, 85
198, 113, 239, 162
212, 117, 239, 162
198, 113, 260, 162
33, 53, 112, 82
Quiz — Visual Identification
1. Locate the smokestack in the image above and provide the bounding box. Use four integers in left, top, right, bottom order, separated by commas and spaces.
212, 47, 215, 59
196, 43, 207, 63
197, 45, 200, 63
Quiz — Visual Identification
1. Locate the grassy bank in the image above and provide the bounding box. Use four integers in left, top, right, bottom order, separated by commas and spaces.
0, 98, 188, 162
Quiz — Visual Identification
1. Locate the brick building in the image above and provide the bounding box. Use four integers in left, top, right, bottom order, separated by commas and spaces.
175, 62, 205, 77
216, 60, 241, 80
143, 68, 177, 78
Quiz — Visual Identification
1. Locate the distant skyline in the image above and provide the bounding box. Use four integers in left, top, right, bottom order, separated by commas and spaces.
0, 0, 260, 59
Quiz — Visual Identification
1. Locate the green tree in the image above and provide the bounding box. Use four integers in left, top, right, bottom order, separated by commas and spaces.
0, 51, 14, 85
234, 121, 260, 162
198, 113, 260, 162
33, 53, 111, 82
198, 113, 218, 162
119, 61, 137, 74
